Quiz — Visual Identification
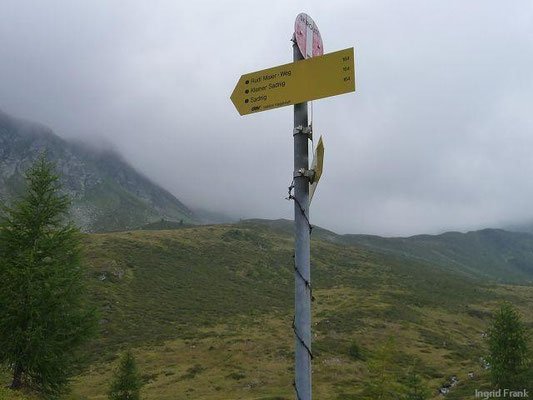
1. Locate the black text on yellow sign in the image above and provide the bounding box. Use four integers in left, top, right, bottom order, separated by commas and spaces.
230, 47, 356, 116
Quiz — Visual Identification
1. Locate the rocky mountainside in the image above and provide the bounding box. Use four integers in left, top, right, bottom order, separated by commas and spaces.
0, 109, 196, 232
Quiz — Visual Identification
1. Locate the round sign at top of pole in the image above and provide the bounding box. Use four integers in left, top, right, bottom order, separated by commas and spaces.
294, 13, 324, 59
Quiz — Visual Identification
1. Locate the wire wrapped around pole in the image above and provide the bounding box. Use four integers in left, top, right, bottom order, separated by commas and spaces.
286, 179, 315, 393
287, 180, 313, 234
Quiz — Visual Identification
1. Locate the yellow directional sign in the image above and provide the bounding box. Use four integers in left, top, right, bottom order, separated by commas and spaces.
231, 47, 355, 116
309, 136, 324, 205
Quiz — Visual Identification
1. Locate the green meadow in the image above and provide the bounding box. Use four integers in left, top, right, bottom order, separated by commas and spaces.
2, 220, 533, 399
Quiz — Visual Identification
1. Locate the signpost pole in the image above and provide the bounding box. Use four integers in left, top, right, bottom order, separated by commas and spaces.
231, 15, 355, 400
292, 36, 312, 400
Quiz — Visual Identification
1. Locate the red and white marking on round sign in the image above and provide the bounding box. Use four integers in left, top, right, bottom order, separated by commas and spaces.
294, 13, 323, 59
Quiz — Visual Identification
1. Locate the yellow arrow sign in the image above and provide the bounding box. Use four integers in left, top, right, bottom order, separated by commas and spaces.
231, 47, 355, 116
309, 136, 324, 205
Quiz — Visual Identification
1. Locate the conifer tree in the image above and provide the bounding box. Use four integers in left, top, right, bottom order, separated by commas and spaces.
108, 351, 142, 400
0, 155, 97, 396
364, 336, 402, 399
403, 367, 430, 400
487, 302, 531, 390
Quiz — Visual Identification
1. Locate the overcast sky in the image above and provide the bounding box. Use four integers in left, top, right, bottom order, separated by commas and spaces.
1, 1, 533, 236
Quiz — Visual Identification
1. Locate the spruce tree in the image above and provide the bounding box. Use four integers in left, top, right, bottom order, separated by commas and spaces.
0, 155, 97, 396
487, 302, 530, 390
403, 368, 430, 400
363, 337, 402, 399
108, 351, 142, 400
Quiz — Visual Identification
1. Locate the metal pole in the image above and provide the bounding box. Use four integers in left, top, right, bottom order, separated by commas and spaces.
293, 37, 312, 400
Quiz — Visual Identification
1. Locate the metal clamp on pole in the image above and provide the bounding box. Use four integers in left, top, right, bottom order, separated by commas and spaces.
293, 125, 313, 140
294, 168, 316, 182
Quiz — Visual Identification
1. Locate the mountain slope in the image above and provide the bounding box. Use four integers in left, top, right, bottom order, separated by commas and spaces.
238, 219, 533, 284
59, 224, 533, 398
0, 110, 196, 231
340, 228, 533, 284
1, 221, 533, 398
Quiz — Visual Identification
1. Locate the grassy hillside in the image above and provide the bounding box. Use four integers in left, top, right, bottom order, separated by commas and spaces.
2, 221, 533, 399
241, 219, 533, 284
342, 229, 533, 284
